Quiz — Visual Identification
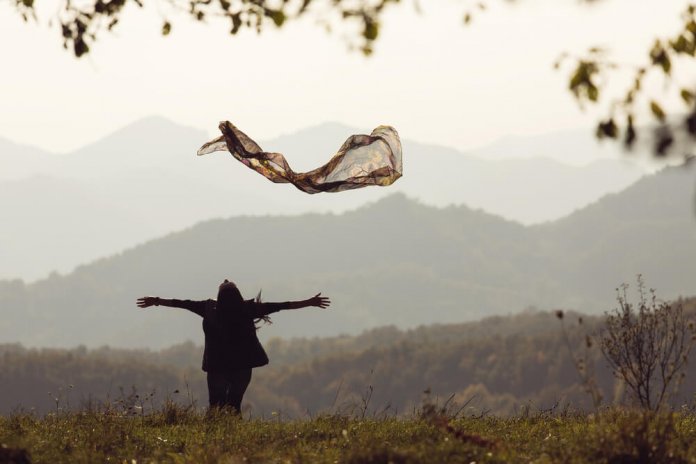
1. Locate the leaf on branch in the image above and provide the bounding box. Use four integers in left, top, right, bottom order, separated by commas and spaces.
650, 100, 667, 122
230, 13, 242, 34
687, 19, 696, 35
670, 35, 692, 55
650, 41, 672, 75
73, 37, 89, 57
681, 88, 694, 105
624, 115, 636, 148
162, 21, 171, 36
587, 84, 599, 102
364, 19, 379, 41
685, 110, 696, 135
655, 127, 674, 156
568, 60, 600, 103
596, 119, 618, 139
265, 9, 286, 27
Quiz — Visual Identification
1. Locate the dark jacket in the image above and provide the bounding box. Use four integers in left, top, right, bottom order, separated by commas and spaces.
169, 299, 282, 372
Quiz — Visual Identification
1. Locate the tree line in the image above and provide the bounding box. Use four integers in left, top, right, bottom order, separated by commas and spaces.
2, 300, 694, 416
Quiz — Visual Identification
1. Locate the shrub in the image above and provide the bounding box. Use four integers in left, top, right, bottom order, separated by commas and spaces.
600, 276, 696, 410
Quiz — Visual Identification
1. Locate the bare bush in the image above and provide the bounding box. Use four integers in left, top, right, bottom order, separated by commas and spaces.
600, 276, 696, 410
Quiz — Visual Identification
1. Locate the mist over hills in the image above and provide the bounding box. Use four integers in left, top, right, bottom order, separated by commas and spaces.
0, 137, 55, 180
0, 116, 645, 281
1, 162, 694, 349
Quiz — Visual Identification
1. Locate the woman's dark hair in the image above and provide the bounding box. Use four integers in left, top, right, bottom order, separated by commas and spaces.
217, 280, 271, 328
217, 281, 244, 309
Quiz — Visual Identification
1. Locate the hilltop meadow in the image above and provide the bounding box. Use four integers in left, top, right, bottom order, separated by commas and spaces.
3, 407, 696, 463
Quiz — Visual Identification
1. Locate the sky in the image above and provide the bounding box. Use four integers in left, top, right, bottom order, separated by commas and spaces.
1, 0, 692, 157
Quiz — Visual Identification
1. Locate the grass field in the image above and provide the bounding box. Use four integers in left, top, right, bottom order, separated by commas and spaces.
2, 404, 696, 463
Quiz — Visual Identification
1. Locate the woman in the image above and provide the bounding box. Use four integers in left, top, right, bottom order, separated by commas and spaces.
136, 280, 330, 412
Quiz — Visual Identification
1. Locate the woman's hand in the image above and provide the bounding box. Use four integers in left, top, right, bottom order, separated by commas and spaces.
136, 296, 159, 308
308, 293, 331, 309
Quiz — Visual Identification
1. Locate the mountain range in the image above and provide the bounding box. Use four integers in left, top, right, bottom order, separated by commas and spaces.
1, 160, 694, 349
0, 116, 645, 281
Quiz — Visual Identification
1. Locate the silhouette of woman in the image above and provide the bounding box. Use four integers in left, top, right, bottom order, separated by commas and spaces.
136, 280, 330, 413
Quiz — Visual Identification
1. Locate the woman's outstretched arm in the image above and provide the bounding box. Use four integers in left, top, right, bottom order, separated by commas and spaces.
136, 297, 210, 317
251, 293, 331, 317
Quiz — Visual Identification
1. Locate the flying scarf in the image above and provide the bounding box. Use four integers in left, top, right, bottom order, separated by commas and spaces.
197, 121, 402, 194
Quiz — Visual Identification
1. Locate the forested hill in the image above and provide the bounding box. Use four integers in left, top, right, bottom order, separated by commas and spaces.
2, 306, 695, 416
0, 117, 645, 282
1, 164, 695, 348
533, 161, 696, 297
0, 310, 614, 416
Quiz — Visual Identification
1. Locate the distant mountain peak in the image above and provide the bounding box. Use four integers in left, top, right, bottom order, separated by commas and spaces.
363, 192, 415, 207
311, 121, 359, 131
354, 192, 467, 216
264, 121, 364, 143
66, 115, 208, 157
108, 115, 204, 138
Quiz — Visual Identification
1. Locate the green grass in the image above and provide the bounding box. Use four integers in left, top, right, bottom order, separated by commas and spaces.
2, 406, 696, 463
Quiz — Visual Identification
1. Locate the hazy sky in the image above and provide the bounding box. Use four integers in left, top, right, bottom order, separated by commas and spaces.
0, 0, 691, 155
